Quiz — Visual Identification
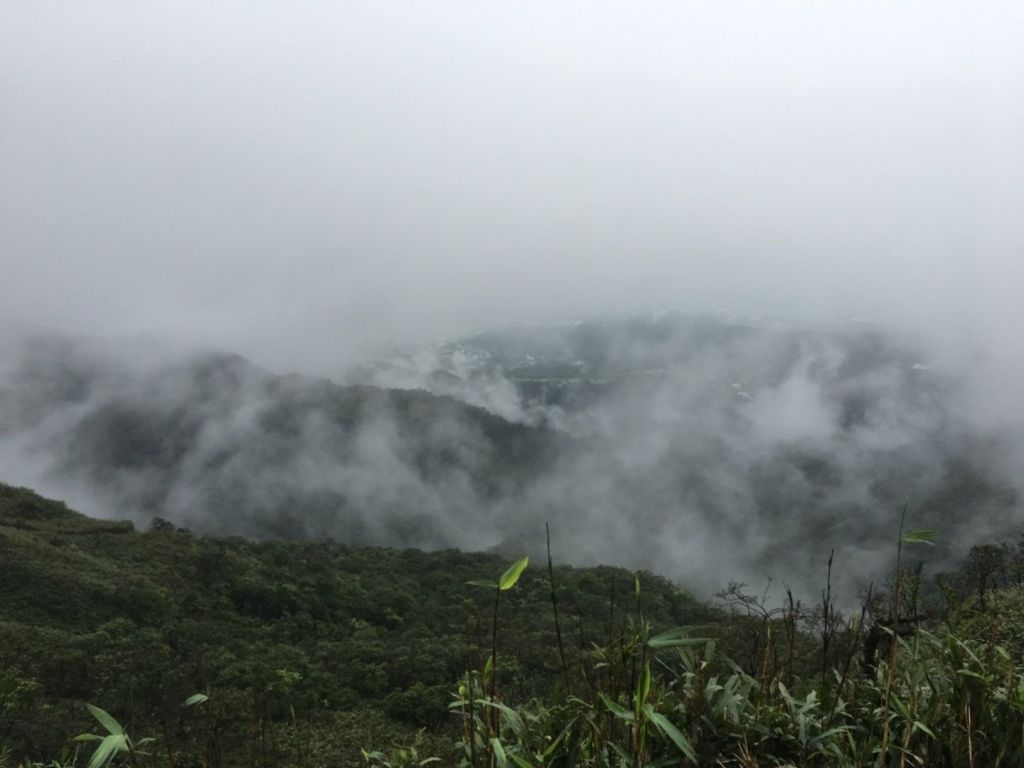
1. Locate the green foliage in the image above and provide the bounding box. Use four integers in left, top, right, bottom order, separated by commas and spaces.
498, 558, 529, 591
9, 483, 1024, 767
406, 609, 1024, 767
0, 484, 709, 765
73, 704, 154, 768
372, 530, 1024, 767
903, 529, 937, 545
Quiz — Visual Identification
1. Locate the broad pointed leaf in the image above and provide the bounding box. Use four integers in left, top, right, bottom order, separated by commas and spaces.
644, 705, 697, 763
490, 737, 508, 768
86, 704, 123, 736
86, 734, 127, 768
499, 557, 529, 591
903, 529, 937, 545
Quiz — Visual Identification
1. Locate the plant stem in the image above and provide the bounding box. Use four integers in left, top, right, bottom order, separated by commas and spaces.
490, 583, 500, 736
880, 503, 908, 767
546, 523, 571, 692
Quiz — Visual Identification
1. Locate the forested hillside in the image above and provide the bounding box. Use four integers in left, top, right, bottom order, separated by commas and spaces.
4, 483, 1024, 766
0, 338, 560, 545
0, 483, 709, 765
6, 0, 1021, 763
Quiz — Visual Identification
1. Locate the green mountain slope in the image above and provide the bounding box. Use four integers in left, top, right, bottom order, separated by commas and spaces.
1, 340, 562, 545
0, 484, 711, 763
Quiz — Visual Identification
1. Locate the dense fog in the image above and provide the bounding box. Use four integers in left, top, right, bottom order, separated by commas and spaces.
3, 2, 1023, 600
1, 314, 1019, 603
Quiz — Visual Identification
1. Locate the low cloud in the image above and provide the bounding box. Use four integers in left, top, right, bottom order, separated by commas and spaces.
3, 316, 1019, 605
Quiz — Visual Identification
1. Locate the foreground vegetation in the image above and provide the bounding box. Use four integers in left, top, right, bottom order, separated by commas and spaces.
2, 483, 1023, 766
381, 578, 1024, 767
0, 484, 709, 765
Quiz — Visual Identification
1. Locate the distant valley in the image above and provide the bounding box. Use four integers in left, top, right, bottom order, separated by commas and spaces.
1, 313, 1020, 598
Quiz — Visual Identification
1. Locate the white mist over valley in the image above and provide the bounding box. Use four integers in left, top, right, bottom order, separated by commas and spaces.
3, 1, 1023, 603
2, 310, 1020, 603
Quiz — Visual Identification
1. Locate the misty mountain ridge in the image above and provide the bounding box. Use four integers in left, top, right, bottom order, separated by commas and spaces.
0, 336, 559, 548
358, 312, 941, 423
1, 313, 1020, 599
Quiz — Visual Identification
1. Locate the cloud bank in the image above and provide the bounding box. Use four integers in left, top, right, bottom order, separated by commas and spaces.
2, 316, 1019, 604
2, 3, 1023, 600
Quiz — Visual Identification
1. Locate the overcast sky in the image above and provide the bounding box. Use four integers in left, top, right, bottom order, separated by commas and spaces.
2, 1, 1022, 374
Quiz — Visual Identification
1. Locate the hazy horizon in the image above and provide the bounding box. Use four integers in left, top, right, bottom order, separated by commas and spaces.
3, 2, 1024, 600
3, 1, 1023, 378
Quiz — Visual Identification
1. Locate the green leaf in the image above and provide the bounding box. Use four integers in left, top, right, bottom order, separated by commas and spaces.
913, 720, 937, 739
85, 704, 123, 736
608, 741, 631, 762
903, 529, 937, 545
74, 734, 102, 742
499, 557, 529, 591
86, 734, 127, 768
891, 692, 910, 720
819, 726, 849, 742
510, 755, 533, 768
541, 717, 578, 758
643, 705, 697, 763
489, 737, 508, 768
598, 692, 635, 721
467, 579, 498, 589
635, 576, 641, 596
183, 693, 209, 707
647, 626, 714, 649
636, 661, 651, 709
480, 699, 526, 736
